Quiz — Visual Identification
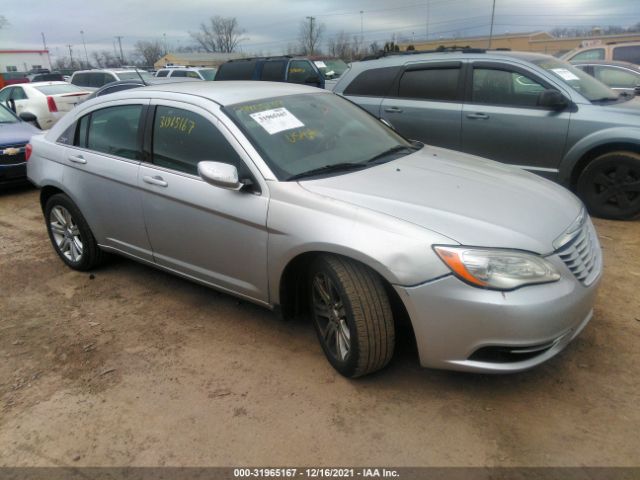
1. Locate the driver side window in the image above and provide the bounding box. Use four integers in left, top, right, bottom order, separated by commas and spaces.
151, 106, 249, 178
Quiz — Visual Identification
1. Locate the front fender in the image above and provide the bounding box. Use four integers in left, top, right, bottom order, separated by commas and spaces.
559, 127, 640, 185
266, 182, 455, 304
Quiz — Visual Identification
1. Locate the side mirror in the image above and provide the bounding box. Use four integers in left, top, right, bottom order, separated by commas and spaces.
537, 89, 568, 110
198, 161, 242, 190
19, 112, 37, 123
304, 75, 322, 86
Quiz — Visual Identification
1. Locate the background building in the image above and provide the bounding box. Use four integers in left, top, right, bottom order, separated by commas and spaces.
0, 49, 52, 73
154, 52, 245, 70
399, 32, 640, 57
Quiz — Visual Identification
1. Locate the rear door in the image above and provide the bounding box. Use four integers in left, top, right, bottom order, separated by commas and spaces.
138, 100, 270, 302
380, 61, 464, 149
460, 61, 571, 177
61, 100, 153, 260
341, 66, 401, 117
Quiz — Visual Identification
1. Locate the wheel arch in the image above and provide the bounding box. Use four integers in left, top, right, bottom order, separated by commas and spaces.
40, 184, 67, 212
277, 250, 415, 350
559, 128, 640, 188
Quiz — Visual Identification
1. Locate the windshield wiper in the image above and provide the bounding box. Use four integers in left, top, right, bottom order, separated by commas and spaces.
287, 162, 367, 181
366, 145, 417, 165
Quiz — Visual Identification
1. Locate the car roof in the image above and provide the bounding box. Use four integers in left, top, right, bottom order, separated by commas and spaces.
355, 49, 557, 67
570, 59, 640, 69
72, 69, 141, 74
123, 80, 324, 106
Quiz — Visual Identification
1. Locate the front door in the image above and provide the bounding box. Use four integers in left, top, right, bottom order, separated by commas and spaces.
460, 62, 571, 179
138, 101, 270, 303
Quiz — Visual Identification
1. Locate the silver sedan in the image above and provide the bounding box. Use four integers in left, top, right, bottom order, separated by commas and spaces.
26, 81, 602, 377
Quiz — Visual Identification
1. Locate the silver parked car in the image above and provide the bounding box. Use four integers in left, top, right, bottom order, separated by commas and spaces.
334, 50, 640, 220
27, 82, 602, 377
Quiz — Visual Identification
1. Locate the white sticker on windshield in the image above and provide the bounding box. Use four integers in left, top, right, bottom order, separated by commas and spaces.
314, 61, 327, 68
551, 68, 580, 81
250, 107, 305, 135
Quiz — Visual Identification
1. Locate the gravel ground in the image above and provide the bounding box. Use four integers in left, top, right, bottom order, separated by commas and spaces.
1, 185, 639, 467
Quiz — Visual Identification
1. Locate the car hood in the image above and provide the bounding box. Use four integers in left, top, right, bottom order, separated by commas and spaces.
597, 95, 640, 115
299, 146, 582, 254
0, 121, 39, 146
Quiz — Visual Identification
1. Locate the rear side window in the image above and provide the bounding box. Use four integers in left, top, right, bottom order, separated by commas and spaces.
71, 73, 89, 87
397, 68, 460, 101
171, 70, 187, 77
287, 60, 316, 83
343, 67, 401, 97
151, 106, 246, 177
85, 105, 143, 159
215, 60, 257, 80
570, 49, 605, 61
261, 62, 287, 81
156, 70, 169, 77
612, 45, 640, 64
57, 122, 76, 145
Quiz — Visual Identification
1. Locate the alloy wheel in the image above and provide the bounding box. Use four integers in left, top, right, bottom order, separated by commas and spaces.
311, 273, 352, 362
49, 205, 84, 263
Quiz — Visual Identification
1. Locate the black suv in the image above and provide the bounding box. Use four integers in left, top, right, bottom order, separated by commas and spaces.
215, 56, 325, 88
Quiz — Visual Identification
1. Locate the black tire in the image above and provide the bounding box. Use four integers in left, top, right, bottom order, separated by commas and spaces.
44, 193, 104, 271
309, 255, 395, 378
576, 151, 640, 220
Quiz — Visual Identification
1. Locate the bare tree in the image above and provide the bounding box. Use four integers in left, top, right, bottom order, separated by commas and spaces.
190, 16, 245, 53
327, 31, 351, 58
298, 18, 325, 55
92, 50, 120, 68
134, 40, 164, 66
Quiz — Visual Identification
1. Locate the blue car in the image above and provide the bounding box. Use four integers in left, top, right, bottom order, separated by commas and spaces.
0, 104, 39, 186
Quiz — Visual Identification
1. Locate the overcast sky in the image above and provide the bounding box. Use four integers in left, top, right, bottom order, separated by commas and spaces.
1, 0, 639, 60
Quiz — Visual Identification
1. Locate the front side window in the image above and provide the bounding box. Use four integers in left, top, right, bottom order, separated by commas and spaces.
71, 73, 89, 87
11, 87, 28, 100
156, 70, 169, 77
398, 68, 460, 101
198, 68, 216, 81
151, 106, 246, 177
570, 49, 605, 61
225, 93, 414, 180
171, 70, 187, 77
85, 105, 143, 159
472, 68, 546, 107
287, 60, 317, 84
594, 66, 640, 88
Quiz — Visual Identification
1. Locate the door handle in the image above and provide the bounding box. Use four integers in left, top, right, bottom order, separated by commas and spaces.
143, 175, 168, 187
384, 106, 403, 113
466, 112, 490, 120
68, 154, 87, 164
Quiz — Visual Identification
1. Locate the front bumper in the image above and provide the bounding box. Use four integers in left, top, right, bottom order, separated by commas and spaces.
395, 255, 601, 373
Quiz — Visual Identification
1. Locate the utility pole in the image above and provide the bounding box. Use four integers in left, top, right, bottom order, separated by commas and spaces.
426, 0, 430, 41
488, 0, 496, 48
360, 10, 364, 39
115, 36, 124, 65
305, 16, 315, 55
41, 32, 52, 70
163, 33, 168, 55
67, 44, 74, 68
80, 30, 89, 67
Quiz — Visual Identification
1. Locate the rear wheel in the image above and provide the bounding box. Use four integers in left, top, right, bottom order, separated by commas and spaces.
309, 255, 395, 378
577, 151, 640, 220
44, 193, 104, 270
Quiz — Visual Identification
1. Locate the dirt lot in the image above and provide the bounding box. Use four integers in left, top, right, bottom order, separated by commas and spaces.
0, 185, 639, 467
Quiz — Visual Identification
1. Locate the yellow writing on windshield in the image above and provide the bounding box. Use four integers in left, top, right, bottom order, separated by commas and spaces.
159, 115, 196, 134
236, 100, 284, 113
285, 128, 319, 143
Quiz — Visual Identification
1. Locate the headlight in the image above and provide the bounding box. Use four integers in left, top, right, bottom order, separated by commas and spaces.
434, 246, 560, 290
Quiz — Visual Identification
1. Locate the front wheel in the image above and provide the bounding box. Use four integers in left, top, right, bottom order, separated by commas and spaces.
309, 255, 395, 378
577, 151, 640, 220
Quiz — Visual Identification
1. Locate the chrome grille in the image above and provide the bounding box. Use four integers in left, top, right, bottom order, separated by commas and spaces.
0, 144, 26, 166
557, 218, 601, 286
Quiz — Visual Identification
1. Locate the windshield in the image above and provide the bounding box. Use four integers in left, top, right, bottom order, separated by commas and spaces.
532, 57, 619, 101
0, 104, 19, 123
35, 84, 87, 95
199, 68, 217, 80
117, 71, 155, 81
314, 59, 349, 79
225, 93, 413, 180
